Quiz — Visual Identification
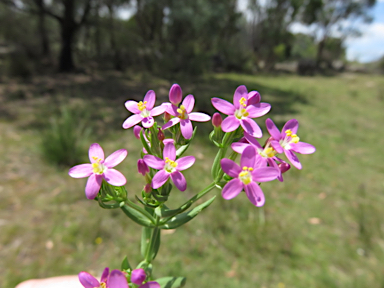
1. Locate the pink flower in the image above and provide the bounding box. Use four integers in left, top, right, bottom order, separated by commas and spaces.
162, 84, 211, 139
123, 90, 166, 129
69, 143, 127, 199
79, 268, 128, 288
143, 142, 195, 191
211, 85, 271, 137
130, 268, 160, 288
220, 146, 279, 206
266, 118, 316, 169
212, 112, 223, 127
138, 159, 150, 176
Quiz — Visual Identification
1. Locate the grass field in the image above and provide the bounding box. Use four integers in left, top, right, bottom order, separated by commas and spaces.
1, 72, 384, 288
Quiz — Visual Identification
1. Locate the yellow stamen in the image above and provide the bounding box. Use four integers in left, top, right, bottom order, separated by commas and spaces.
165, 157, 178, 168
239, 97, 247, 107
100, 282, 107, 288
137, 101, 147, 111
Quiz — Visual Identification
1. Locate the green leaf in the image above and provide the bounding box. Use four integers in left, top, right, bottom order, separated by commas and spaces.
120, 201, 156, 228
121, 256, 132, 271
155, 276, 187, 288
141, 227, 152, 258
140, 130, 152, 155
159, 196, 216, 229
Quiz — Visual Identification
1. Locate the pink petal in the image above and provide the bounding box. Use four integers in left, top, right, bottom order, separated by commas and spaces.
85, 174, 102, 199
170, 171, 187, 191
247, 91, 261, 105
104, 169, 126, 186
282, 119, 299, 135
180, 119, 193, 139
125, 100, 140, 114
142, 116, 154, 128
222, 178, 243, 200
150, 105, 166, 116
265, 118, 281, 140
290, 142, 316, 154
244, 182, 265, 207
100, 267, 109, 283
189, 112, 211, 122
270, 140, 283, 154
143, 90, 156, 110
133, 126, 142, 139
89, 143, 105, 162
240, 118, 262, 138
285, 149, 302, 169
78, 272, 100, 288
246, 103, 271, 118
233, 85, 248, 109
108, 270, 128, 288
182, 94, 195, 113
169, 84, 182, 105
69, 164, 93, 178
104, 149, 127, 168
123, 114, 143, 129
131, 268, 146, 285
243, 132, 263, 148
231, 142, 250, 154
220, 158, 241, 178
165, 103, 179, 117
211, 98, 235, 115
140, 282, 161, 288
240, 146, 257, 168
176, 156, 195, 170
252, 167, 279, 182
162, 117, 181, 130
143, 155, 165, 169
221, 116, 240, 132
152, 170, 170, 189
163, 142, 176, 160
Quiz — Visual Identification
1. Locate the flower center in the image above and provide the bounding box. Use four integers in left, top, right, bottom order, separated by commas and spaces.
259, 147, 277, 158
239, 166, 253, 185
239, 97, 247, 107
234, 108, 249, 119
92, 157, 106, 174
280, 129, 300, 149
98, 282, 107, 288
164, 157, 178, 173
176, 105, 188, 120
138, 101, 150, 118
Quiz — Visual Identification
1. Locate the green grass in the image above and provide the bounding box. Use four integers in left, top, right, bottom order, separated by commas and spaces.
1, 72, 384, 288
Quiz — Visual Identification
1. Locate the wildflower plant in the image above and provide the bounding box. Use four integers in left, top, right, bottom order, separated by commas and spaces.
69, 83, 315, 287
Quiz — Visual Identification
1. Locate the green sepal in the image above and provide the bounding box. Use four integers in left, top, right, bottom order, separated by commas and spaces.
209, 130, 222, 148
159, 196, 216, 229
140, 129, 152, 155
135, 195, 159, 208
121, 256, 132, 271
215, 181, 226, 190
223, 173, 232, 181
136, 261, 153, 276
152, 193, 169, 202
155, 276, 187, 288
120, 200, 156, 227
176, 127, 197, 158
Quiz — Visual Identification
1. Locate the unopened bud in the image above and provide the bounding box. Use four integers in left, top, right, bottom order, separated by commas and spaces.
131, 268, 146, 285
158, 128, 165, 141
212, 113, 222, 127
137, 159, 149, 176
144, 183, 152, 194
133, 125, 142, 139
278, 162, 290, 174
164, 112, 171, 123
169, 84, 182, 106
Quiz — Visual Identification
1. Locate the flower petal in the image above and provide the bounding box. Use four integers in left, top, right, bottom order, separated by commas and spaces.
123, 114, 143, 129
220, 159, 241, 178
104, 149, 127, 168
108, 270, 129, 288
244, 182, 265, 207
270, 140, 283, 154
169, 84, 182, 105
171, 171, 187, 191
285, 149, 302, 169
131, 268, 146, 285
182, 94, 195, 113
290, 142, 316, 154
252, 167, 279, 182
180, 119, 193, 139
247, 91, 261, 105
85, 174, 102, 199
240, 118, 262, 138
142, 116, 154, 128
104, 169, 126, 186
211, 98, 235, 115
89, 143, 104, 162
163, 142, 176, 160
162, 117, 181, 130
188, 112, 211, 122
133, 126, 142, 139
243, 132, 263, 148
221, 116, 240, 132
69, 164, 93, 178
222, 178, 243, 200
164, 103, 179, 117
143, 90, 156, 110
240, 146, 257, 168
143, 155, 164, 169
150, 105, 166, 116
282, 119, 299, 135
265, 118, 281, 140
125, 100, 140, 114
176, 156, 195, 170
100, 267, 110, 283
140, 282, 161, 288
78, 272, 100, 288
152, 170, 170, 189
246, 103, 271, 118
233, 85, 248, 109
231, 142, 250, 154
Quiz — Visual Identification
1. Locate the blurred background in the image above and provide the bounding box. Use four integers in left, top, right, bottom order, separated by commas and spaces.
0, 0, 384, 287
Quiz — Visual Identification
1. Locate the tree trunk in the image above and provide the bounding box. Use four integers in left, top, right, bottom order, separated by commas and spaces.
59, 24, 77, 72
107, 4, 122, 71
36, 0, 50, 57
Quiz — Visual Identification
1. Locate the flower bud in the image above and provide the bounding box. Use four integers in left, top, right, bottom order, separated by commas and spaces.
144, 183, 152, 194
133, 125, 142, 139
137, 159, 149, 176
158, 128, 165, 141
131, 268, 146, 285
212, 113, 222, 128
278, 162, 290, 174
169, 84, 182, 106
164, 112, 171, 123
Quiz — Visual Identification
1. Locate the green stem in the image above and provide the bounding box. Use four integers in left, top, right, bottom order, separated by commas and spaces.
144, 215, 160, 263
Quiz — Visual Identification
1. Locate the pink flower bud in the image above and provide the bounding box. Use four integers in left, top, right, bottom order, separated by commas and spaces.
164, 112, 171, 123
131, 268, 146, 285
137, 159, 149, 176
278, 162, 290, 174
169, 84, 182, 106
212, 113, 222, 127
133, 125, 142, 139
144, 184, 152, 193
158, 128, 165, 141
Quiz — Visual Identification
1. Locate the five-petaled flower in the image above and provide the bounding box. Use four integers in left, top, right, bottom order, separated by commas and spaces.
123, 90, 165, 129
266, 118, 316, 169
220, 146, 279, 206
143, 142, 195, 191
211, 85, 271, 137
162, 84, 211, 139
79, 267, 128, 288
69, 143, 127, 199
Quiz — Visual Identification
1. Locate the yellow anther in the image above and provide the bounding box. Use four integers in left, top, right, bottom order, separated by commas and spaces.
180, 105, 186, 110
100, 283, 107, 288
239, 171, 248, 177
165, 157, 177, 168
137, 101, 147, 111
92, 156, 98, 160
241, 109, 249, 117
243, 166, 248, 170
285, 129, 292, 136
177, 108, 183, 114
239, 97, 247, 107
249, 167, 253, 171
291, 135, 300, 143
